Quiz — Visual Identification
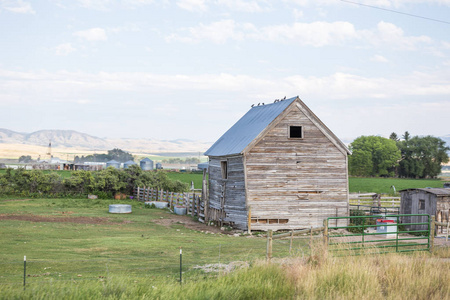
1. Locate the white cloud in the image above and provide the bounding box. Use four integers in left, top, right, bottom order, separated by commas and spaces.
1, 68, 450, 103
73, 28, 108, 42
370, 54, 389, 62
167, 19, 432, 50
216, 0, 267, 12
166, 19, 250, 44
55, 43, 76, 56
177, 0, 208, 12
284, 0, 450, 7
360, 21, 432, 50
257, 21, 357, 47
1, 0, 35, 14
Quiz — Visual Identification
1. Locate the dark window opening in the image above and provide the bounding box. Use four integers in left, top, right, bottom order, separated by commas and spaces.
419, 199, 425, 210
289, 126, 303, 138
221, 161, 228, 179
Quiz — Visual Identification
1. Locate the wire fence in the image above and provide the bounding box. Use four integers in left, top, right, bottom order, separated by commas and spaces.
0, 237, 314, 289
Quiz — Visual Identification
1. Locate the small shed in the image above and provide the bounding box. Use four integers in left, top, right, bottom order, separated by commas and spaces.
204, 96, 351, 231
106, 160, 120, 169
400, 188, 450, 231
124, 160, 137, 169
140, 158, 154, 171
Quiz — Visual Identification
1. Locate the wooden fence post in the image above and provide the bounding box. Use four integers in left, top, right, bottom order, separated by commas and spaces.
323, 219, 329, 249
430, 216, 435, 253
266, 229, 273, 262
247, 206, 251, 234
137, 187, 140, 201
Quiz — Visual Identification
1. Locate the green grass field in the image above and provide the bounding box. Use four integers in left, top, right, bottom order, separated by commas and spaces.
1, 197, 449, 299
0, 198, 304, 287
349, 177, 445, 195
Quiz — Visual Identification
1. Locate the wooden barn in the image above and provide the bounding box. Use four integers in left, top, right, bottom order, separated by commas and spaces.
400, 188, 450, 231
204, 96, 351, 231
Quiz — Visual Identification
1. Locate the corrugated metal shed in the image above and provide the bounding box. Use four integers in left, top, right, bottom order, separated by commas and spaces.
140, 158, 154, 171
124, 160, 137, 169
106, 160, 120, 169
400, 188, 450, 196
204, 97, 296, 157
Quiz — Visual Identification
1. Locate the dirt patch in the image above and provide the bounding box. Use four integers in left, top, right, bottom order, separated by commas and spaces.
1, 198, 33, 202
0, 213, 131, 225
152, 213, 230, 234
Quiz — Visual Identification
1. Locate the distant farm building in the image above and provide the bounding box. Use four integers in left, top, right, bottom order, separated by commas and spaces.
204, 96, 351, 231
197, 163, 209, 171
106, 160, 120, 169
140, 158, 154, 171
400, 188, 450, 231
124, 160, 137, 169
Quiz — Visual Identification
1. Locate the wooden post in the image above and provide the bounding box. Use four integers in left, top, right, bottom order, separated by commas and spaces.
266, 229, 273, 262
323, 219, 329, 248
202, 168, 208, 223
247, 206, 252, 234
430, 216, 435, 253
289, 229, 293, 255
446, 221, 449, 242
196, 196, 200, 217
137, 187, 140, 201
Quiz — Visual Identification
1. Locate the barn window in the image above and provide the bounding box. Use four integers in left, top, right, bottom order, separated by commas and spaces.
419, 199, 425, 210
289, 126, 303, 138
221, 161, 228, 179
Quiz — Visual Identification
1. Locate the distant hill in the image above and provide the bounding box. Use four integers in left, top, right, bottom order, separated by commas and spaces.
0, 129, 111, 149
0, 129, 212, 156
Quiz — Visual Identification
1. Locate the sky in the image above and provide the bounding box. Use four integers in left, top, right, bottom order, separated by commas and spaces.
1, 0, 449, 143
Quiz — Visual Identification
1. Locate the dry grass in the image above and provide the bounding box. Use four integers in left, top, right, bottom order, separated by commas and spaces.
285, 242, 450, 300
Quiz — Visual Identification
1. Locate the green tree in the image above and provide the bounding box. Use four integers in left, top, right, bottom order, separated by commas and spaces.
349, 136, 401, 177
397, 134, 449, 178
18, 155, 33, 163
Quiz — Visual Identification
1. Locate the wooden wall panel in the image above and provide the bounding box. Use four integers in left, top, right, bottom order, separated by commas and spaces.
246, 107, 349, 230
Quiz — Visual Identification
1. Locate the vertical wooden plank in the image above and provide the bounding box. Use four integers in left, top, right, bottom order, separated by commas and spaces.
323, 219, 329, 248
430, 215, 435, 253
247, 206, 251, 234
266, 230, 273, 262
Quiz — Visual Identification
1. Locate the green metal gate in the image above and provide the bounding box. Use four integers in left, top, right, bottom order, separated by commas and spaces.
324, 214, 434, 255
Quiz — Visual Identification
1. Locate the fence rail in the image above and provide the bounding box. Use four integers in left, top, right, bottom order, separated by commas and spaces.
266, 214, 447, 258
349, 194, 400, 207
133, 187, 206, 222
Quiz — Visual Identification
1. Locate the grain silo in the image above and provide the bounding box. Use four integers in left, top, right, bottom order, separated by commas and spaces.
155, 162, 162, 170
124, 160, 137, 169
140, 158, 154, 171
106, 160, 120, 169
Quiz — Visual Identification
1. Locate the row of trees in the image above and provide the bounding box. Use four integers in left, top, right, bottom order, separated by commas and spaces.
74, 148, 134, 163
349, 132, 449, 178
0, 165, 189, 198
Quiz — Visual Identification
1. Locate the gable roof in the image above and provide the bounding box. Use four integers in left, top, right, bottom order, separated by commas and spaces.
400, 188, 450, 196
204, 97, 296, 157
205, 96, 351, 157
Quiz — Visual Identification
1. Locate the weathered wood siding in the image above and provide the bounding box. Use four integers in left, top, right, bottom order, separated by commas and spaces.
246, 106, 349, 230
208, 155, 248, 229
401, 190, 450, 231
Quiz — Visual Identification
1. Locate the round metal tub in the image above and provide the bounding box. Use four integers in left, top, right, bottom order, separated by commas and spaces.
174, 206, 187, 215
109, 204, 132, 214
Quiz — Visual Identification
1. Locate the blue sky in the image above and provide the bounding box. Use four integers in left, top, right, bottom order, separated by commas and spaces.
1, 0, 449, 143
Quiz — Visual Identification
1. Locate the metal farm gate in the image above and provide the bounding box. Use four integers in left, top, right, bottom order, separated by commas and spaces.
324, 214, 434, 255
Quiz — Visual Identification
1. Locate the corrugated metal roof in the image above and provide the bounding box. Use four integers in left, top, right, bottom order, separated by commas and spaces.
141, 158, 153, 162
204, 97, 297, 157
400, 188, 450, 196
